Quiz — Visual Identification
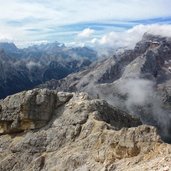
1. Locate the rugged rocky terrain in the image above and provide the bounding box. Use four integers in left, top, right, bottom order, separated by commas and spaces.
0, 42, 97, 99
1, 34, 171, 171
0, 89, 171, 171
40, 34, 171, 142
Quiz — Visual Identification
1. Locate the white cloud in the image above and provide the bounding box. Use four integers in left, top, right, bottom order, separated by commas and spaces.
0, 0, 171, 45
26, 61, 41, 70
119, 78, 154, 107
78, 28, 95, 38
0, 34, 13, 42
90, 24, 171, 50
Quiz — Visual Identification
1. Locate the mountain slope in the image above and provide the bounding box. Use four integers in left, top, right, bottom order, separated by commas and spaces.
40, 34, 171, 142
40, 34, 171, 92
0, 42, 97, 99
0, 89, 171, 171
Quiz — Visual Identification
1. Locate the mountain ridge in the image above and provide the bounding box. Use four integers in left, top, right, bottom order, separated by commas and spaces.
0, 42, 97, 99
39, 34, 171, 142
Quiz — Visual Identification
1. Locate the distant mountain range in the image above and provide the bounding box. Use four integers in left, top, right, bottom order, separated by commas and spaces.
0, 42, 97, 99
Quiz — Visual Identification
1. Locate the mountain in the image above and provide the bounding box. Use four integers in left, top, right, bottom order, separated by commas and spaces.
0, 41, 97, 61
40, 34, 171, 142
0, 89, 171, 170
1, 34, 171, 170
0, 42, 18, 53
0, 42, 97, 99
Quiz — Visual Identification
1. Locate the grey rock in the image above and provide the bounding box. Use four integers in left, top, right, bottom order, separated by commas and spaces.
0, 89, 73, 134
0, 89, 170, 171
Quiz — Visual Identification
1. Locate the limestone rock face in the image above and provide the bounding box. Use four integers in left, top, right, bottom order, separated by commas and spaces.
0, 89, 171, 171
0, 89, 73, 134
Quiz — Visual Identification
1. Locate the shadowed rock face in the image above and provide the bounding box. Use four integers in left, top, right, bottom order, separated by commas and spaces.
0, 89, 171, 171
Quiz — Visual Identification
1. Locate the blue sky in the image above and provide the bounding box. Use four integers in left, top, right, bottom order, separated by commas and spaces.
0, 0, 171, 47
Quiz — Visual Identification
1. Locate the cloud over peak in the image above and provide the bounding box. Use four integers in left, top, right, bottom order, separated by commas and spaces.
90, 24, 171, 50
78, 28, 95, 38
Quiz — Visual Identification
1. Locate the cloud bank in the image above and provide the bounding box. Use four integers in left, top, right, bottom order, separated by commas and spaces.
88, 24, 171, 51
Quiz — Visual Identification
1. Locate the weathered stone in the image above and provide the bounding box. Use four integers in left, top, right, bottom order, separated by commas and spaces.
0, 89, 73, 134
0, 89, 171, 171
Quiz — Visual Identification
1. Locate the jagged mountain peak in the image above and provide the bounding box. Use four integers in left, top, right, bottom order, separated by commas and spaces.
25, 41, 65, 52
40, 34, 171, 142
0, 40, 97, 99
0, 42, 18, 53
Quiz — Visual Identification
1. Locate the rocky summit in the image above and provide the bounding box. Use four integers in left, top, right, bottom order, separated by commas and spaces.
0, 89, 171, 171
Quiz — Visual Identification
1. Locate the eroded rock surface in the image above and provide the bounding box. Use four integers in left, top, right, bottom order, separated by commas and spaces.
0, 89, 73, 134
0, 89, 171, 171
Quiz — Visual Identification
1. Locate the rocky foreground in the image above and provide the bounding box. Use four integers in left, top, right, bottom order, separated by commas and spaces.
0, 89, 171, 171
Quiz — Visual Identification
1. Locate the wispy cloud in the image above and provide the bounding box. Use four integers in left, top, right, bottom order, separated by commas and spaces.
88, 24, 171, 54
0, 0, 171, 46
